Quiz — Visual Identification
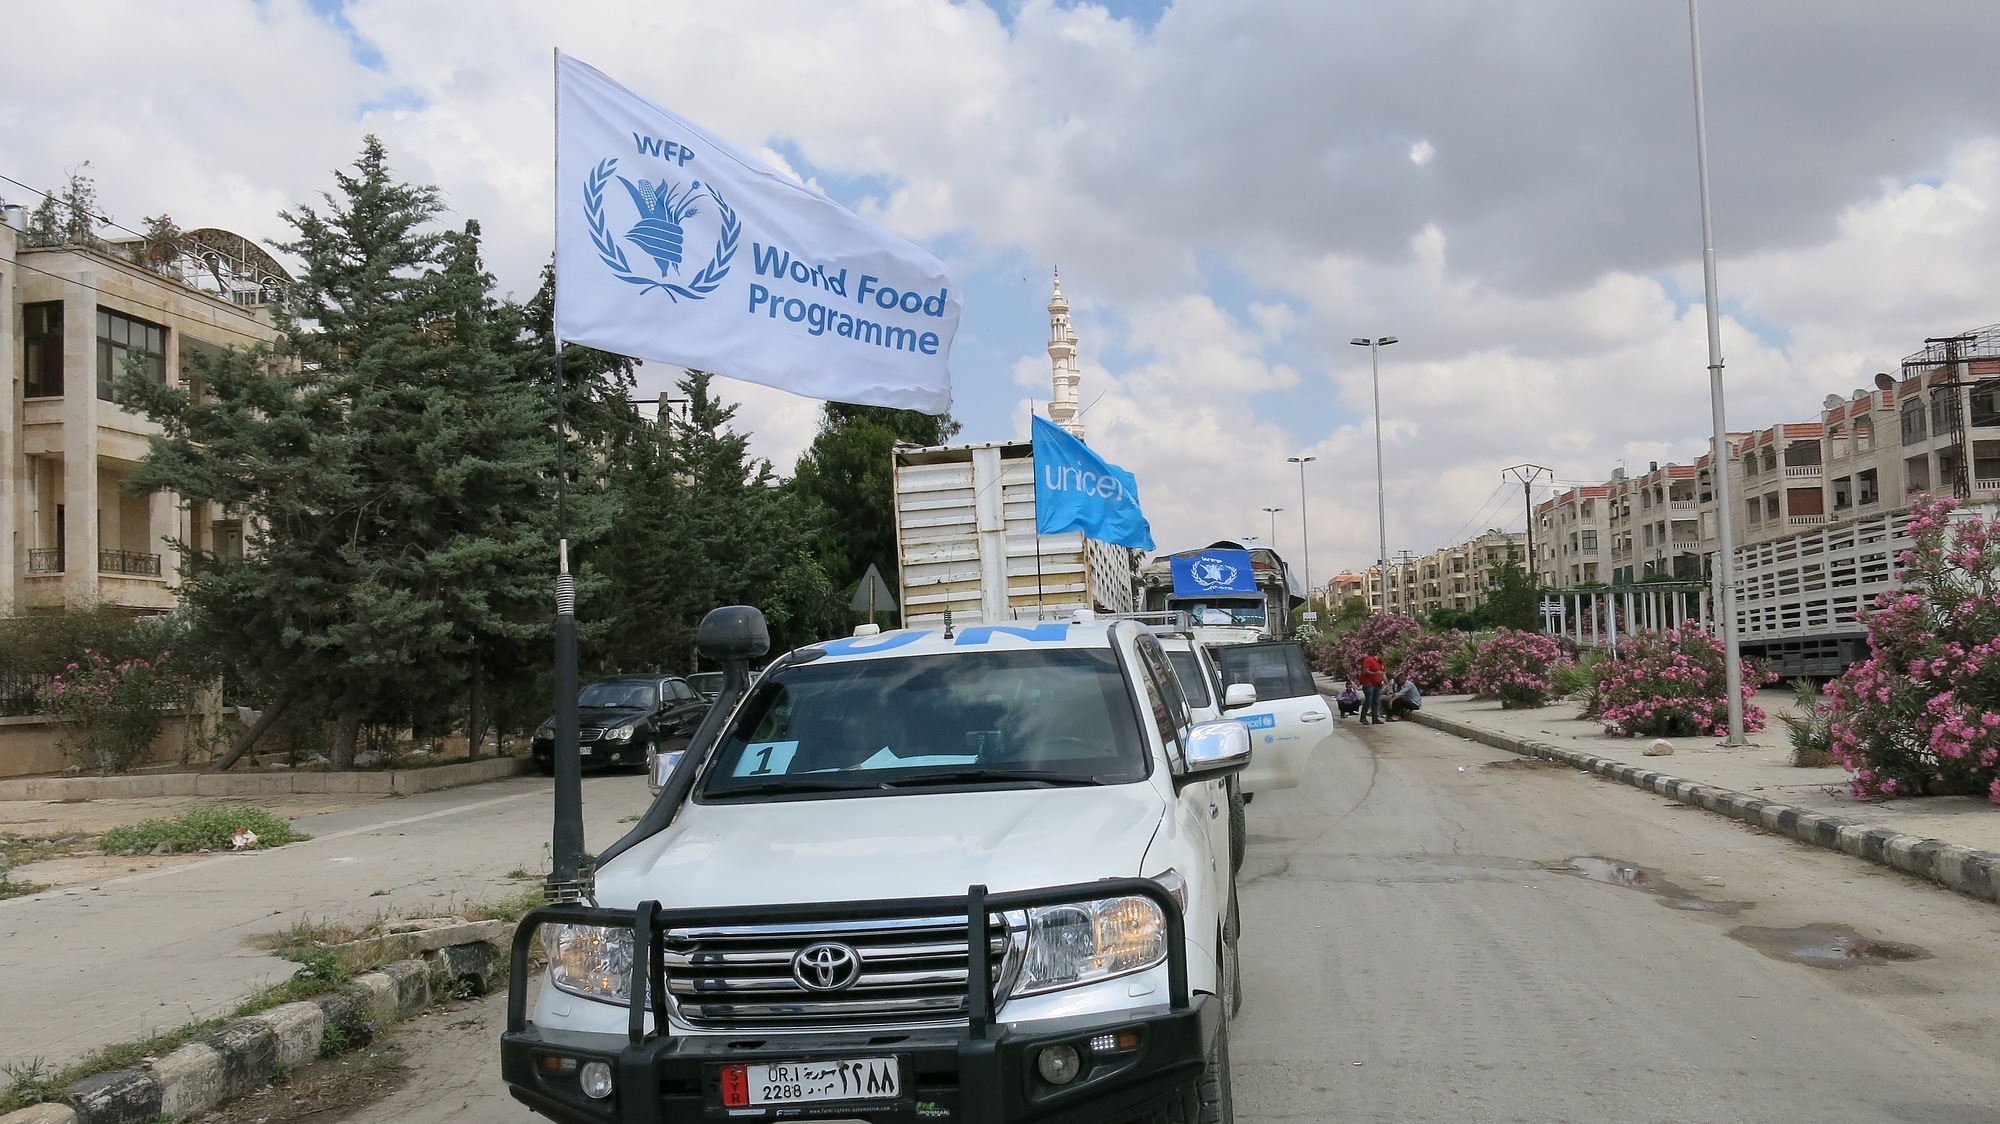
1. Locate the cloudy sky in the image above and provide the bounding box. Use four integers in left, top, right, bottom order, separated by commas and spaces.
12, 0, 2000, 579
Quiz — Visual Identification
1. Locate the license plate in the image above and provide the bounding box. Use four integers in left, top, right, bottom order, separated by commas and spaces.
719, 1057, 902, 1107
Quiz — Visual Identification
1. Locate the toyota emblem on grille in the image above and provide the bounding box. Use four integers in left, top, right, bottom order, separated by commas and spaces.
791, 942, 863, 992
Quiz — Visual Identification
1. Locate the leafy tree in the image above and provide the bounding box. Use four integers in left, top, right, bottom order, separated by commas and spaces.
1480, 559, 1543, 631
1427, 607, 1480, 631
124, 137, 557, 768
789, 403, 959, 596
23, 166, 105, 249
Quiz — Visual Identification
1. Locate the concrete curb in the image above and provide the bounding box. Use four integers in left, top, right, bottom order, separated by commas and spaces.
0, 756, 531, 802
0, 944, 503, 1124
1409, 709, 2000, 908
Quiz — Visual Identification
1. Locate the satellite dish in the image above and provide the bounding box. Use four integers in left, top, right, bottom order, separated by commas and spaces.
1874, 371, 1897, 392
1824, 394, 1844, 411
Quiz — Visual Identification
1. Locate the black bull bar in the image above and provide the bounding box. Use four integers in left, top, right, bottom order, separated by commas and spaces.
505, 878, 1191, 1044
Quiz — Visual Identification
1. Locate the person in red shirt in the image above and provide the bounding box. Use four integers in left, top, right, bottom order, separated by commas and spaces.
1355, 655, 1387, 725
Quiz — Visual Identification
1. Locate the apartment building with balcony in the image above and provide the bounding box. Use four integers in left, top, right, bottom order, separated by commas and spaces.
1536, 484, 1612, 588
2, 212, 284, 617
1891, 330, 2000, 503
1367, 530, 1526, 620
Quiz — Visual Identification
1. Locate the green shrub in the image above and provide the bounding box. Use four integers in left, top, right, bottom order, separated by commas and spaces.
1779, 679, 1839, 768
40, 650, 195, 772
99, 805, 306, 855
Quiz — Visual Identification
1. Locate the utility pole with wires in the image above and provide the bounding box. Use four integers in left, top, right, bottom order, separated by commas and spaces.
1502, 464, 1552, 583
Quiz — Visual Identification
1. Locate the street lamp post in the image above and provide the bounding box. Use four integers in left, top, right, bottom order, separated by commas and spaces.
1349, 336, 1399, 615
1285, 458, 1315, 612
1687, 0, 1745, 746
1262, 507, 1284, 550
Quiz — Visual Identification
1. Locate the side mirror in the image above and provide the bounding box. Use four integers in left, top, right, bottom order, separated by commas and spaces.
1181, 720, 1251, 780
1223, 683, 1257, 709
699, 606, 771, 663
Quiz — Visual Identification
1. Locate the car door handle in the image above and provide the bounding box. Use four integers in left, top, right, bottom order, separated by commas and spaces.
1302, 711, 1329, 721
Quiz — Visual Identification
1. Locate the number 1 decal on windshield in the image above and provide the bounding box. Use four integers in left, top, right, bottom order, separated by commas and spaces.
732, 741, 800, 777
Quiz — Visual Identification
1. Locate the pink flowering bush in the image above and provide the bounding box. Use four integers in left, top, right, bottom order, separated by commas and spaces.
1315, 613, 1422, 679
1386, 628, 1470, 694
1825, 495, 2000, 800
1466, 628, 1570, 708
1593, 625, 1771, 737
38, 649, 189, 772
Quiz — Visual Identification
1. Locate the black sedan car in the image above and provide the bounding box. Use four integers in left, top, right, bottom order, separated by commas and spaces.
531, 675, 708, 774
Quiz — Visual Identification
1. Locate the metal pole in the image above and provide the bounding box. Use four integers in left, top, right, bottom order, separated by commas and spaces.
1690, 0, 1746, 744
1371, 344, 1388, 614
549, 341, 588, 900
1295, 467, 1312, 605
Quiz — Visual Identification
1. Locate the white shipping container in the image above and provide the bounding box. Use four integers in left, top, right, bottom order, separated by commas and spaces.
893, 442, 1135, 628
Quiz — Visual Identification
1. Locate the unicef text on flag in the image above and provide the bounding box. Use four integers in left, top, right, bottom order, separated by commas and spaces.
554, 52, 957, 414
1031, 415, 1154, 552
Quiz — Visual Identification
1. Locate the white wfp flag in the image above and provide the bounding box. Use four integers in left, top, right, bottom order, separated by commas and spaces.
554, 53, 957, 414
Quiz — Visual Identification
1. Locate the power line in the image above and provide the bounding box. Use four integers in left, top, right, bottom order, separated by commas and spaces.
1, 170, 170, 247
1443, 480, 1511, 546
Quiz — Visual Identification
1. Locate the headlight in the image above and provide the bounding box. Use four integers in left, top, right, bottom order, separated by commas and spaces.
535, 721, 554, 738
544, 925, 635, 1005
605, 723, 636, 742
1011, 895, 1167, 996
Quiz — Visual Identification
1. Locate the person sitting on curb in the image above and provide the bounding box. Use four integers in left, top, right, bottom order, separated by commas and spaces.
1336, 682, 1362, 719
1387, 675, 1423, 721
1356, 655, 1387, 724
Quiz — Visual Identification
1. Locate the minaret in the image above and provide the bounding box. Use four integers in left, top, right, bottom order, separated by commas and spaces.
1046, 268, 1084, 440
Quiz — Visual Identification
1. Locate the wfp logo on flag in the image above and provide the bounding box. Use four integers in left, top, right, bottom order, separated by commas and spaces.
1032, 415, 1154, 551
582, 147, 740, 302
554, 52, 958, 414
1170, 549, 1258, 597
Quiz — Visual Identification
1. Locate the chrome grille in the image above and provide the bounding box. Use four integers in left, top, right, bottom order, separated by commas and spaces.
661, 914, 1019, 1029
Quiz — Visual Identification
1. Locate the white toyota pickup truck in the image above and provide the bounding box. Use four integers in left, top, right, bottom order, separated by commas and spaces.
501, 607, 1276, 1124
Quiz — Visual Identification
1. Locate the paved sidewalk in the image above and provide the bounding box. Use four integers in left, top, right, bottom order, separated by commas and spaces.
0, 773, 652, 1073
1413, 692, 2000, 856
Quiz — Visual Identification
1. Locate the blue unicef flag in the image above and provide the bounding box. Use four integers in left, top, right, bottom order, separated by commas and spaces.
1170, 550, 1258, 597
1032, 415, 1154, 551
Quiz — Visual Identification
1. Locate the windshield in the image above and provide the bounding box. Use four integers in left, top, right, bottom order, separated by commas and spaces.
701, 648, 1148, 798
687, 672, 724, 696
1163, 648, 1213, 708
1174, 599, 1265, 626
577, 681, 656, 709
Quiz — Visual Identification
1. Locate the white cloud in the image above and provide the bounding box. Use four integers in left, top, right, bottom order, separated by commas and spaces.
14, 0, 2000, 585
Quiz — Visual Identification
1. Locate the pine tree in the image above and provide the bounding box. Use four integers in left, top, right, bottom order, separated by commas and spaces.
789, 403, 960, 595
124, 138, 559, 768
593, 372, 835, 673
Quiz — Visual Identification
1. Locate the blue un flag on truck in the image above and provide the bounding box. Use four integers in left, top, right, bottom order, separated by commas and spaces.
1031, 415, 1154, 551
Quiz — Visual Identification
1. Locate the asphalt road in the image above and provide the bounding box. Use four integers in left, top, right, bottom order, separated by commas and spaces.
337, 720, 2000, 1123
0, 772, 655, 1072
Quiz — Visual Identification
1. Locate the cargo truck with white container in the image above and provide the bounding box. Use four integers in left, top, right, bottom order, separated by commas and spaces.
1135, 543, 1304, 647
893, 441, 1136, 628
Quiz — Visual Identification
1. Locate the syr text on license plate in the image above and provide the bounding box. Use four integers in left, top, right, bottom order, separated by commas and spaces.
719, 1057, 901, 1107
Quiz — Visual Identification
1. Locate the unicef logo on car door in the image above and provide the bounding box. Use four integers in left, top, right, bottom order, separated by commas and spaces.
582, 135, 739, 302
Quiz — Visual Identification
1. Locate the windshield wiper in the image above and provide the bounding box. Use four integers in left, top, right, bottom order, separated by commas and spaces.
876, 769, 1103, 789
707, 777, 884, 798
